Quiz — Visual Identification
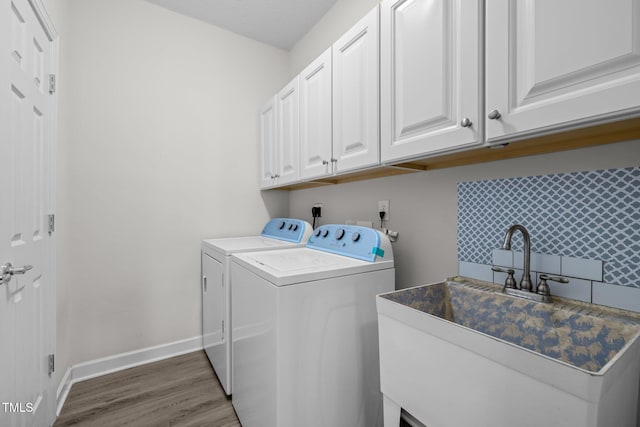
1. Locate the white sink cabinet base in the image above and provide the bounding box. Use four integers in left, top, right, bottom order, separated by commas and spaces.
377, 289, 640, 427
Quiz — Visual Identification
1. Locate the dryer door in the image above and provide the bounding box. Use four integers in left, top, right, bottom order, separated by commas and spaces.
202, 253, 227, 392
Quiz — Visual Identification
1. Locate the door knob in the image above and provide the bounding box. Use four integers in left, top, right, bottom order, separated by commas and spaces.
1, 262, 33, 285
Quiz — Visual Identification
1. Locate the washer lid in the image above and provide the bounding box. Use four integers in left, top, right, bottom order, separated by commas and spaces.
232, 247, 394, 286
202, 236, 300, 257
202, 218, 313, 258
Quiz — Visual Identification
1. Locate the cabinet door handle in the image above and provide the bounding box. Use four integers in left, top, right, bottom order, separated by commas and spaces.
330, 158, 337, 163
460, 117, 472, 128
488, 109, 502, 120
322, 160, 329, 165
203, 276, 207, 293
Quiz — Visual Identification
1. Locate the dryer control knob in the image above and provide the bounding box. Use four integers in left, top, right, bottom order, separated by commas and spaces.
335, 229, 345, 240
322, 229, 329, 238
288, 224, 294, 230
352, 232, 360, 242
293, 224, 299, 231
279, 221, 286, 229
314, 229, 322, 237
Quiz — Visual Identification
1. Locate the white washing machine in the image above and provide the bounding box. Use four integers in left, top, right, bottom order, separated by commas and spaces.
231, 224, 395, 427
201, 218, 312, 395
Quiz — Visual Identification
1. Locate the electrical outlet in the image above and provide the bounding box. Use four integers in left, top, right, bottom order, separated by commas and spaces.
378, 200, 390, 220
313, 203, 322, 217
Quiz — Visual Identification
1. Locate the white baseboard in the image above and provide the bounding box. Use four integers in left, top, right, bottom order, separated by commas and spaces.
56, 336, 203, 416
55, 367, 73, 416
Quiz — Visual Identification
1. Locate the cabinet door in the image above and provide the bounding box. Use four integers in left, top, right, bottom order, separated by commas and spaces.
332, 7, 380, 174
380, 0, 481, 163
486, 0, 640, 143
202, 253, 226, 389
276, 77, 300, 185
300, 47, 333, 180
260, 96, 277, 189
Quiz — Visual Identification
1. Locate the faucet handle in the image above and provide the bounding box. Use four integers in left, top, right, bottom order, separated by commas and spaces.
491, 266, 517, 289
537, 274, 569, 296
540, 274, 569, 283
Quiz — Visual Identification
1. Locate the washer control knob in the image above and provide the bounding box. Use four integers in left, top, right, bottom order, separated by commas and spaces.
322, 229, 329, 238
335, 229, 345, 240
279, 221, 286, 229
352, 232, 360, 242
292, 224, 299, 231
288, 224, 294, 230
314, 229, 322, 237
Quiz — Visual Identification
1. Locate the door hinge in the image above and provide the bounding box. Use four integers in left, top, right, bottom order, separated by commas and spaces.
48, 214, 55, 234
48, 354, 55, 375
48, 74, 56, 94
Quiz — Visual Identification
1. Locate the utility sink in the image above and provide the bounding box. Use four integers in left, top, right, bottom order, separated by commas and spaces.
377, 277, 640, 427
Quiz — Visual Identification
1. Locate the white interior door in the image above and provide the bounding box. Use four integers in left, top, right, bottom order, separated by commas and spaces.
1, 0, 56, 425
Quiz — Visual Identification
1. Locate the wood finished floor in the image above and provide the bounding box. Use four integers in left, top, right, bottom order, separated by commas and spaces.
54, 351, 241, 427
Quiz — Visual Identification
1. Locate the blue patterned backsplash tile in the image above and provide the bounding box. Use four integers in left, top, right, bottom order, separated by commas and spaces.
457, 167, 640, 288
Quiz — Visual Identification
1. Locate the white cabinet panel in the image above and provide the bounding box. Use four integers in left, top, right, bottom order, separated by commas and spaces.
332, 7, 380, 173
380, 0, 481, 163
260, 96, 277, 189
300, 47, 332, 180
486, 0, 640, 142
276, 77, 300, 185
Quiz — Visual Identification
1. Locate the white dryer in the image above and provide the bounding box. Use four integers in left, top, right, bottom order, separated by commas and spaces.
231, 224, 395, 427
201, 218, 312, 395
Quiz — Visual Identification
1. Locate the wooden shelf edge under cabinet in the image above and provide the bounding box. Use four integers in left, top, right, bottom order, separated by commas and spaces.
266, 116, 640, 191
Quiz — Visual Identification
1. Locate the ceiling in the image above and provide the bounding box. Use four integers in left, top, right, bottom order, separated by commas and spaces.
146, 0, 339, 50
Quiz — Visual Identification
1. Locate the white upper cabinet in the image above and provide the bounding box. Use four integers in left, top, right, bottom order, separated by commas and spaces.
261, 0, 640, 189
332, 7, 380, 174
380, 0, 482, 163
275, 76, 300, 185
300, 47, 333, 180
260, 96, 277, 189
486, 0, 640, 143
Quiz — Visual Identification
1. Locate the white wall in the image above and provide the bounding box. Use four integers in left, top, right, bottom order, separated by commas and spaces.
55, 0, 289, 368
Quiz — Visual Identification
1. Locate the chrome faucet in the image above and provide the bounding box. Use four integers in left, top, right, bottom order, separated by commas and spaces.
491, 224, 569, 303
501, 224, 534, 291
